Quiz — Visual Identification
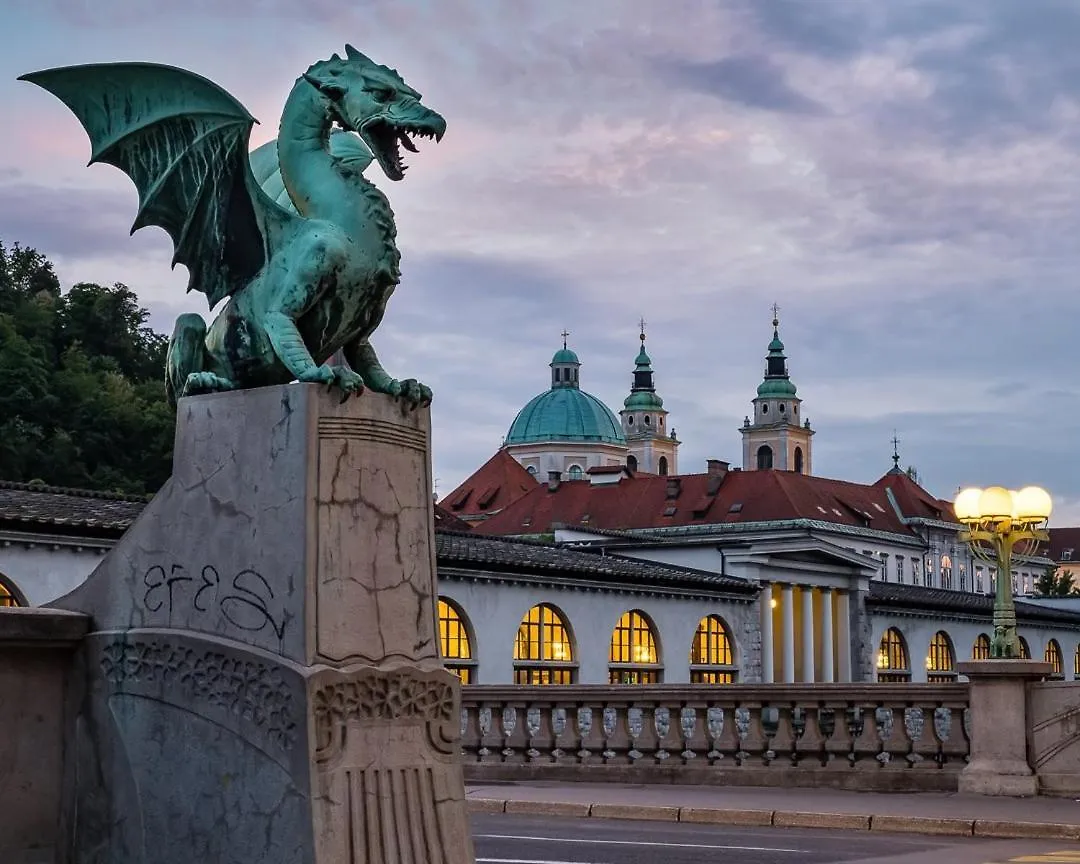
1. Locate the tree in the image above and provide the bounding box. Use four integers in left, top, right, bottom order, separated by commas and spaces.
0, 239, 175, 494
1035, 565, 1078, 598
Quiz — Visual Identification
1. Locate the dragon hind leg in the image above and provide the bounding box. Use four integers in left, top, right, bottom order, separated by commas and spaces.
166, 313, 235, 407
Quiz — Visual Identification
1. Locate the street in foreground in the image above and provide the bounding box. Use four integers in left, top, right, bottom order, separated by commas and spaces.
471, 814, 1080, 864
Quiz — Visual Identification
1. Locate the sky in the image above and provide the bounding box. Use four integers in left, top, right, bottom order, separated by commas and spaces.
3, 0, 1080, 523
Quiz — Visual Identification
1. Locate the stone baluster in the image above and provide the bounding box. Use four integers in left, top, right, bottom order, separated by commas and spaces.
500, 704, 519, 761
575, 705, 595, 761
679, 706, 698, 761
797, 706, 828, 767
653, 706, 673, 761
550, 705, 569, 761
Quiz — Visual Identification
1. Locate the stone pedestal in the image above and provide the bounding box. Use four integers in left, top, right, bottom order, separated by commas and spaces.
957, 659, 1051, 797
49, 383, 474, 864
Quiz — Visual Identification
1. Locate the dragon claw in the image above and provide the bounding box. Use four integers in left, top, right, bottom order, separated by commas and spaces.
390, 377, 432, 411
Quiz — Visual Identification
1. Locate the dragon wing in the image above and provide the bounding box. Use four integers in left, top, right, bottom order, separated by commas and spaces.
250, 130, 374, 215
20, 62, 297, 309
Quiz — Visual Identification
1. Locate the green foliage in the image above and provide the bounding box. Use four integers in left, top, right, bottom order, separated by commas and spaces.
0, 240, 173, 494
1036, 564, 1079, 597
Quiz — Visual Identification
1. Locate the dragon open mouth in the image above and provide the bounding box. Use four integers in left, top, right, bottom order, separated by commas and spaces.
360, 119, 441, 181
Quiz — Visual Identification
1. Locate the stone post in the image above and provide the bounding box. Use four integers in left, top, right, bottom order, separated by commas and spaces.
957, 659, 1051, 797
49, 384, 474, 864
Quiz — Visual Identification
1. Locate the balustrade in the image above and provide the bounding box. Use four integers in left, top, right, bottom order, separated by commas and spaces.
460, 684, 970, 792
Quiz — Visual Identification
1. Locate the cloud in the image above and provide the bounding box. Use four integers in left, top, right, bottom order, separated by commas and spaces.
3, 0, 1080, 519
655, 54, 828, 115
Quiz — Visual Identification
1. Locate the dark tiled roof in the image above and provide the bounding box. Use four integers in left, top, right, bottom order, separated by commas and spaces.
477, 468, 922, 538
436, 531, 758, 596
0, 480, 147, 534
868, 580, 1080, 626
872, 471, 954, 522
439, 449, 538, 519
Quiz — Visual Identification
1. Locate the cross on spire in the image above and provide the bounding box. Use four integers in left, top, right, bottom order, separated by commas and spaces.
771, 302, 781, 323
639, 317, 647, 342
891, 431, 901, 468
560, 328, 570, 349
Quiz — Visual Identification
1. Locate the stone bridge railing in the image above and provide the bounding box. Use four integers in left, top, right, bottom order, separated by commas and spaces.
460, 684, 971, 792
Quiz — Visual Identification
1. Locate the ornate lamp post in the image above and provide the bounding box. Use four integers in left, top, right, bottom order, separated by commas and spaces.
954, 485, 1052, 659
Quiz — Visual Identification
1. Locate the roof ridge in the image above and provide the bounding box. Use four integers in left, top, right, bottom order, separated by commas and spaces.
0, 479, 151, 502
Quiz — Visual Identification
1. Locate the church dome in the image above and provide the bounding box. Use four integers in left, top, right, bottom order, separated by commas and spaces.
506, 389, 626, 445
550, 347, 580, 365
757, 377, 797, 398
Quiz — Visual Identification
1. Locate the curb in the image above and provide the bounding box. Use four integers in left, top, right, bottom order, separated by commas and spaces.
466, 798, 1080, 841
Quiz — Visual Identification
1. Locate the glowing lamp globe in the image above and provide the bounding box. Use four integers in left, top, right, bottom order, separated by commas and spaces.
954, 487, 983, 523
978, 486, 1014, 520
1013, 486, 1053, 522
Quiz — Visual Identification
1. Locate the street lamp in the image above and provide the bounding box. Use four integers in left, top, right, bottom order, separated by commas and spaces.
954, 485, 1052, 659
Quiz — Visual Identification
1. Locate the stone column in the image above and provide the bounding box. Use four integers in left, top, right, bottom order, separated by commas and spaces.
800, 586, 816, 683
49, 384, 475, 864
780, 584, 795, 684
836, 590, 852, 683
957, 659, 1051, 796
820, 588, 835, 683
759, 584, 774, 684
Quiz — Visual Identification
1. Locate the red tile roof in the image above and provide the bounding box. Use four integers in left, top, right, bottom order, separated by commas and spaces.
872, 470, 954, 522
439, 449, 538, 520
1047, 527, 1080, 563
476, 468, 940, 538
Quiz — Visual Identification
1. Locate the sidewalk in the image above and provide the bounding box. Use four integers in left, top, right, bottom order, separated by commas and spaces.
466, 780, 1080, 840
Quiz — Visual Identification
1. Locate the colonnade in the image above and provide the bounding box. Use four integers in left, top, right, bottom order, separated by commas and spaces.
759, 583, 852, 683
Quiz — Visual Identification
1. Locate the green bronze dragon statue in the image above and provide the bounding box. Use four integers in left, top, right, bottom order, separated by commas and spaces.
20, 45, 445, 409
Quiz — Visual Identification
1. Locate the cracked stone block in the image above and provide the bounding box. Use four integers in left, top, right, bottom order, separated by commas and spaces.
50, 383, 474, 863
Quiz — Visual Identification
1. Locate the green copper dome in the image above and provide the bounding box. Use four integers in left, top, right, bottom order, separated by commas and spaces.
757, 377, 797, 397
506, 388, 626, 445
551, 347, 580, 365
624, 389, 664, 410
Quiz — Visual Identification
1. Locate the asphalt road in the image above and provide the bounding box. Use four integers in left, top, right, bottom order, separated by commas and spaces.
470, 814, 1080, 864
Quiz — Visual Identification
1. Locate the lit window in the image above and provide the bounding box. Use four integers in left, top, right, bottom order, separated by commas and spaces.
609, 610, 662, 684
0, 580, 20, 607
1045, 640, 1064, 679
926, 631, 956, 682
437, 598, 476, 684
972, 634, 991, 660
689, 615, 737, 683
514, 604, 576, 685
1019, 636, 1031, 659
876, 628, 910, 682
567, 464, 584, 480
941, 555, 953, 591
1075, 644, 1080, 678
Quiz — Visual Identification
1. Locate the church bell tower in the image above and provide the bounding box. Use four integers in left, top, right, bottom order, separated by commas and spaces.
740, 306, 814, 473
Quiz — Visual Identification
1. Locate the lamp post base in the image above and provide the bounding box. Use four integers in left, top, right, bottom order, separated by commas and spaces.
957, 660, 1051, 798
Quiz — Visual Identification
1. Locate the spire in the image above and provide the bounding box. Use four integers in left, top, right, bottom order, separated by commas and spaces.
623, 318, 663, 409
888, 431, 904, 475
756, 304, 797, 398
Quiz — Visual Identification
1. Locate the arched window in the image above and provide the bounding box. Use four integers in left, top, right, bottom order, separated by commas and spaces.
972, 633, 991, 660
876, 627, 910, 682
437, 598, 476, 684
926, 631, 956, 682
1045, 639, 1064, 678
756, 445, 773, 470
526, 465, 538, 477
0, 574, 26, 607
609, 610, 662, 684
1019, 636, 1031, 659
627, 454, 638, 472
567, 464, 584, 480
689, 615, 737, 683
514, 604, 576, 684
658, 456, 669, 476
793, 446, 804, 474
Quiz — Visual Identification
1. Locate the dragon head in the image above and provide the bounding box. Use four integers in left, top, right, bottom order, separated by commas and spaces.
303, 45, 446, 182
